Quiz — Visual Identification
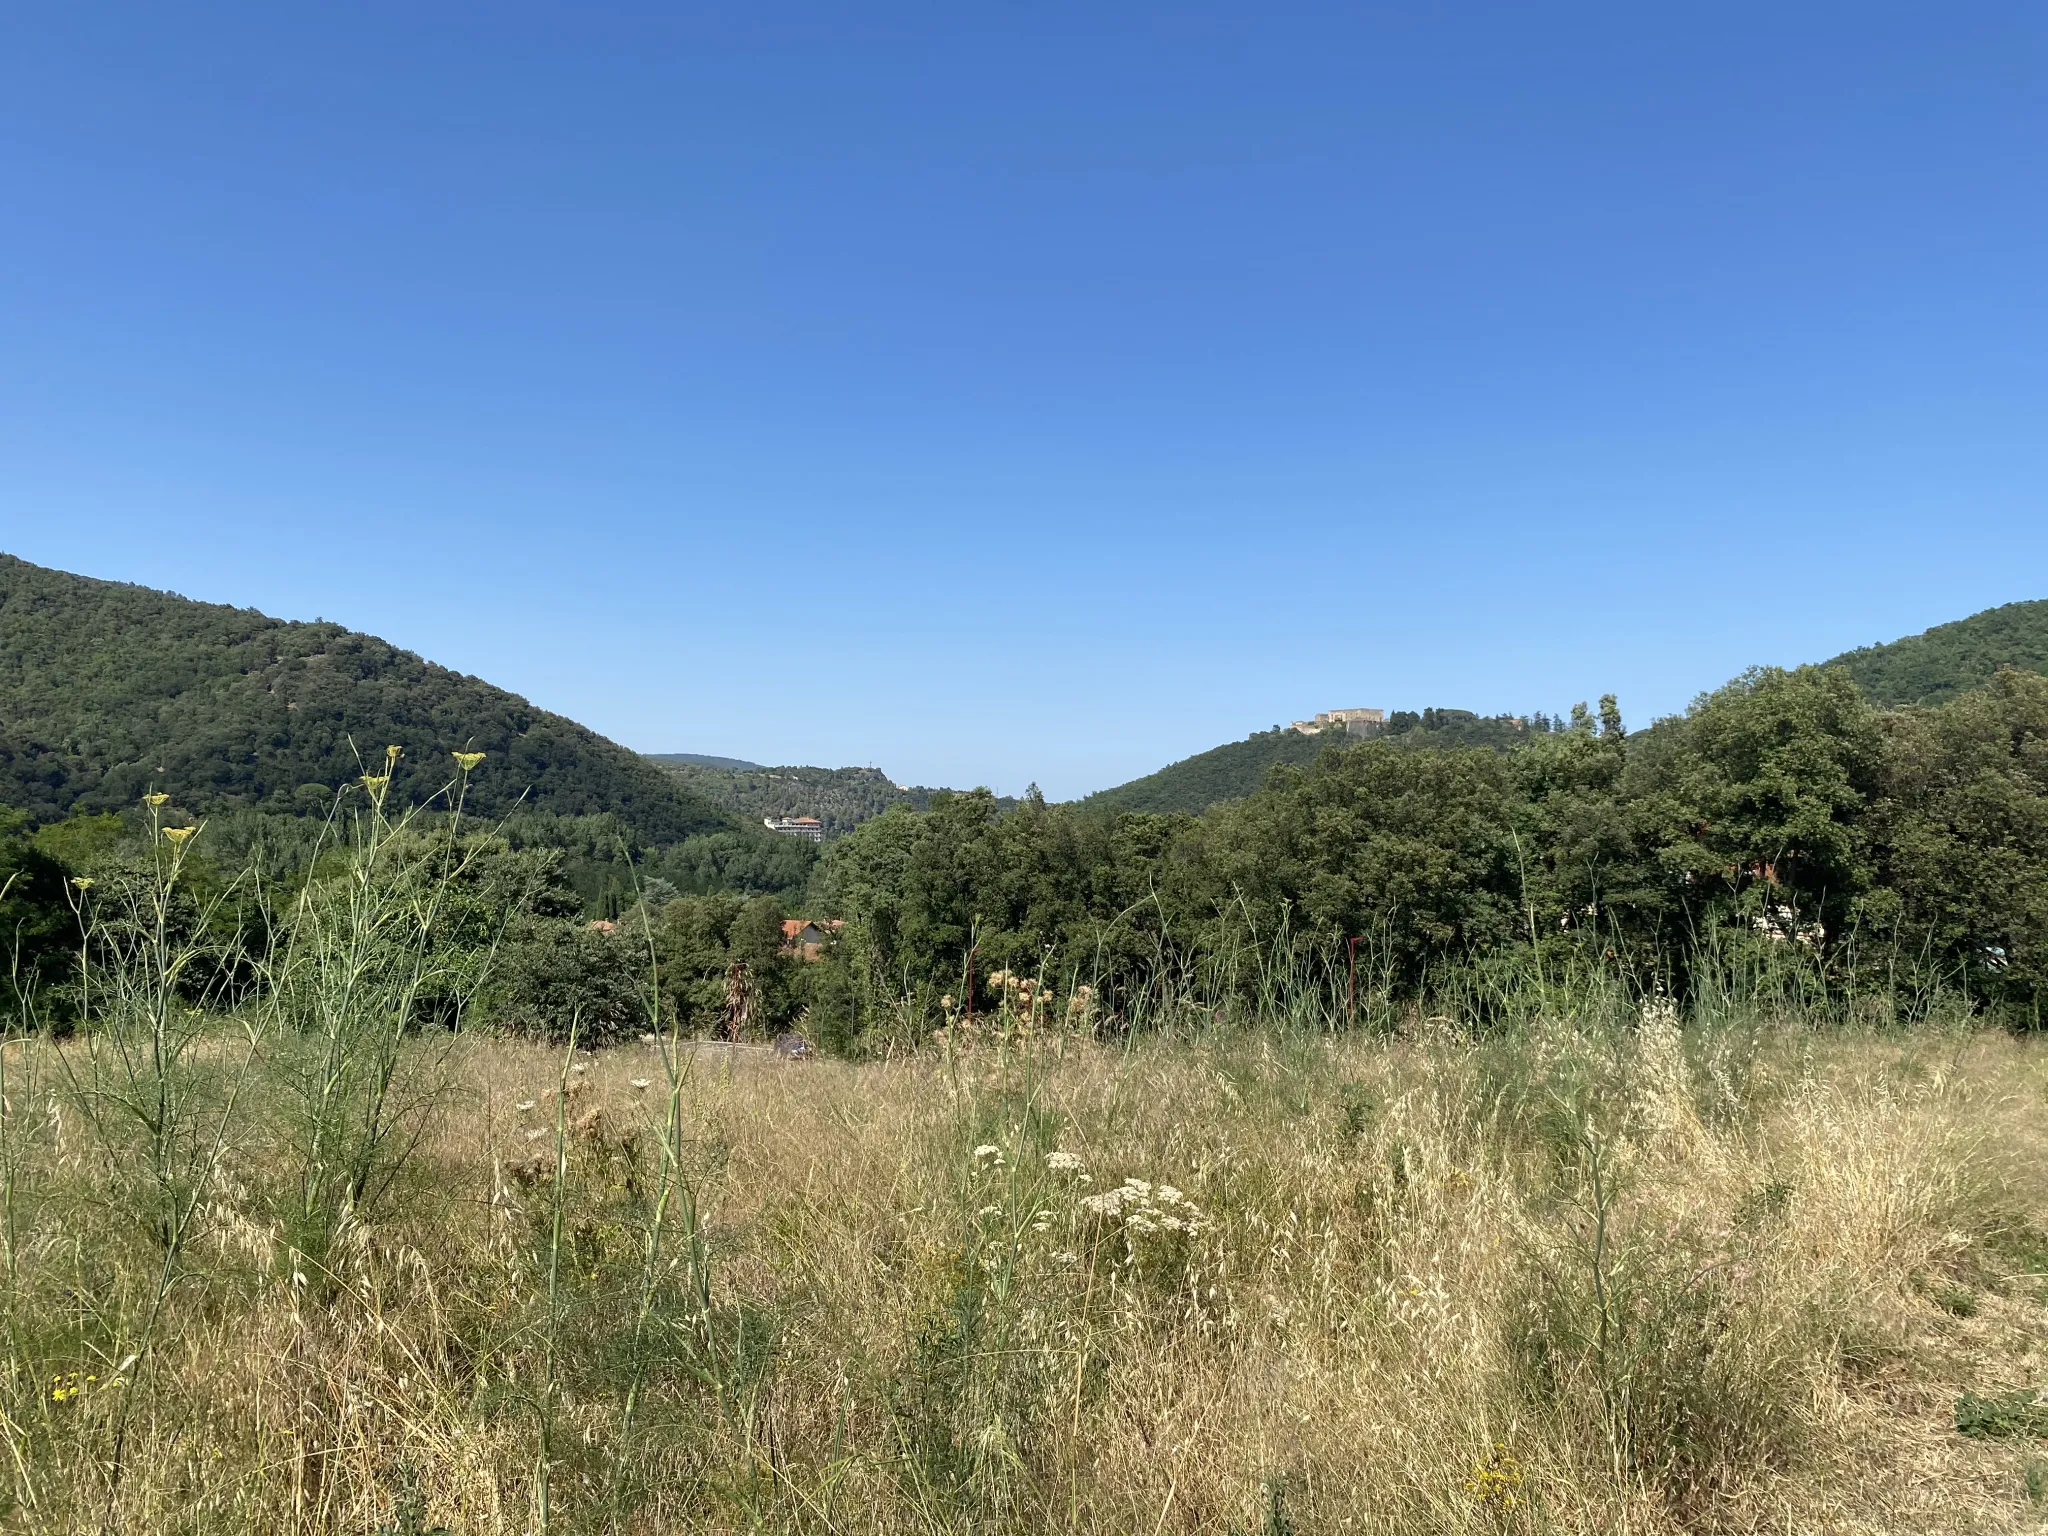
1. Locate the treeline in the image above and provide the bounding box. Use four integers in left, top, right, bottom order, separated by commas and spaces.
9, 662, 2045, 1053
1075, 707, 1560, 816
1828, 596, 2048, 706
646, 760, 940, 839
0, 555, 819, 905
0, 795, 830, 1047
804, 666, 2048, 1041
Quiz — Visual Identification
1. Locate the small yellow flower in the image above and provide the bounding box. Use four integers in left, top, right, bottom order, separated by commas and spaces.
162, 826, 197, 846
142, 793, 170, 808
385, 744, 404, 764
453, 751, 486, 771
360, 774, 390, 793
1465, 1442, 1525, 1512
70, 876, 94, 890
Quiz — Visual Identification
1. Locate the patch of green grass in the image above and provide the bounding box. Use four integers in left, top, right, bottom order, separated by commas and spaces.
1934, 1284, 1980, 1319
1954, 1388, 2048, 1440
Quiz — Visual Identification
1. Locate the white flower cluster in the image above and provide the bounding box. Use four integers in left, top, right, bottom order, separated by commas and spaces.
1045, 1150, 1086, 1174
1752, 902, 1825, 950
1079, 1177, 1206, 1237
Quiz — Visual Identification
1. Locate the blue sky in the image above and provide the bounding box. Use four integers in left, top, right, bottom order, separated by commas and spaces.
4, 4, 2045, 799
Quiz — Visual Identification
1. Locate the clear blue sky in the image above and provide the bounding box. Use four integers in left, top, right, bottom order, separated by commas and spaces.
4, 4, 2045, 798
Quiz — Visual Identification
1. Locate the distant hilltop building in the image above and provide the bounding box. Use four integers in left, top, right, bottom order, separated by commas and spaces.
763, 815, 825, 842
1290, 707, 1385, 738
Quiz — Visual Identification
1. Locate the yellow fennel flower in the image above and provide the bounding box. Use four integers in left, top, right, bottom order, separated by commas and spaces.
142, 793, 169, 808
1465, 1443, 1524, 1512
453, 751, 486, 771
162, 826, 197, 846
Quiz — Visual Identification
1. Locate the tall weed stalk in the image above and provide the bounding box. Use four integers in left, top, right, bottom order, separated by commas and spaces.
51, 799, 259, 1500
262, 751, 497, 1276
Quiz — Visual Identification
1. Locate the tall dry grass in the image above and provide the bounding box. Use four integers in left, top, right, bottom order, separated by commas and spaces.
2, 1006, 2045, 1534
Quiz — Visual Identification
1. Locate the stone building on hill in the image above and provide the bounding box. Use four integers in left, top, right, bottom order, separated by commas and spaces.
1290, 707, 1385, 738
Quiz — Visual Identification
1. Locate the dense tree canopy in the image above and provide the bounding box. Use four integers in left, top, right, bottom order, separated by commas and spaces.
1869, 669, 2048, 1000
10, 551, 2048, 1047
1827, 598, 2048, 707
0, 553, 812, 905
1072, 728, 1338, 816
645, 760, 995, 839
1074, 711, 1553, 817
0, 553, 729, 843
0, 807, 71, 1005
810, 667, 2048, 1039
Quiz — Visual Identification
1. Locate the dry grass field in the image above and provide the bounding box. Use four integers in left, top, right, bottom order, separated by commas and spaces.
3, 1008, 2046, 1534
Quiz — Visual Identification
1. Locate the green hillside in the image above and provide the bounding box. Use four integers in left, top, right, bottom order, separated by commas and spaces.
1074, 710, 1545, 816
0, 553, 734, 848
1079, 593, 2048, 822
649, 752, 765, 771
648, 759, 935, 838
1073, 728, 1339, 815
1826, 599, 2048, 707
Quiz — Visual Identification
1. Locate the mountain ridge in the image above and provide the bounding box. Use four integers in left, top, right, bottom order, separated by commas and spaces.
1824, 598, 2048, 707
0, 552, 736, 848
1075, 601, 2048, 818
646, 758, 1029, 838
11, 552, 2041, 846
1072, 710, 1547, 817
647, 751, 767, 772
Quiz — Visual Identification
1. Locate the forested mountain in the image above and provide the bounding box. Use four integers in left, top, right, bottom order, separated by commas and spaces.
648, 759, 936, 838
1074, 709, 1550, 816
649, 756, 1026, 839
1080, 598, 2048, 821
1827, 599, 2048, 707
813, 665, 2048, 1041
0, 553, 735, 847
7, 550, 2048, 1045
649, 752, 765, 771
1072, 727, 1335, 815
